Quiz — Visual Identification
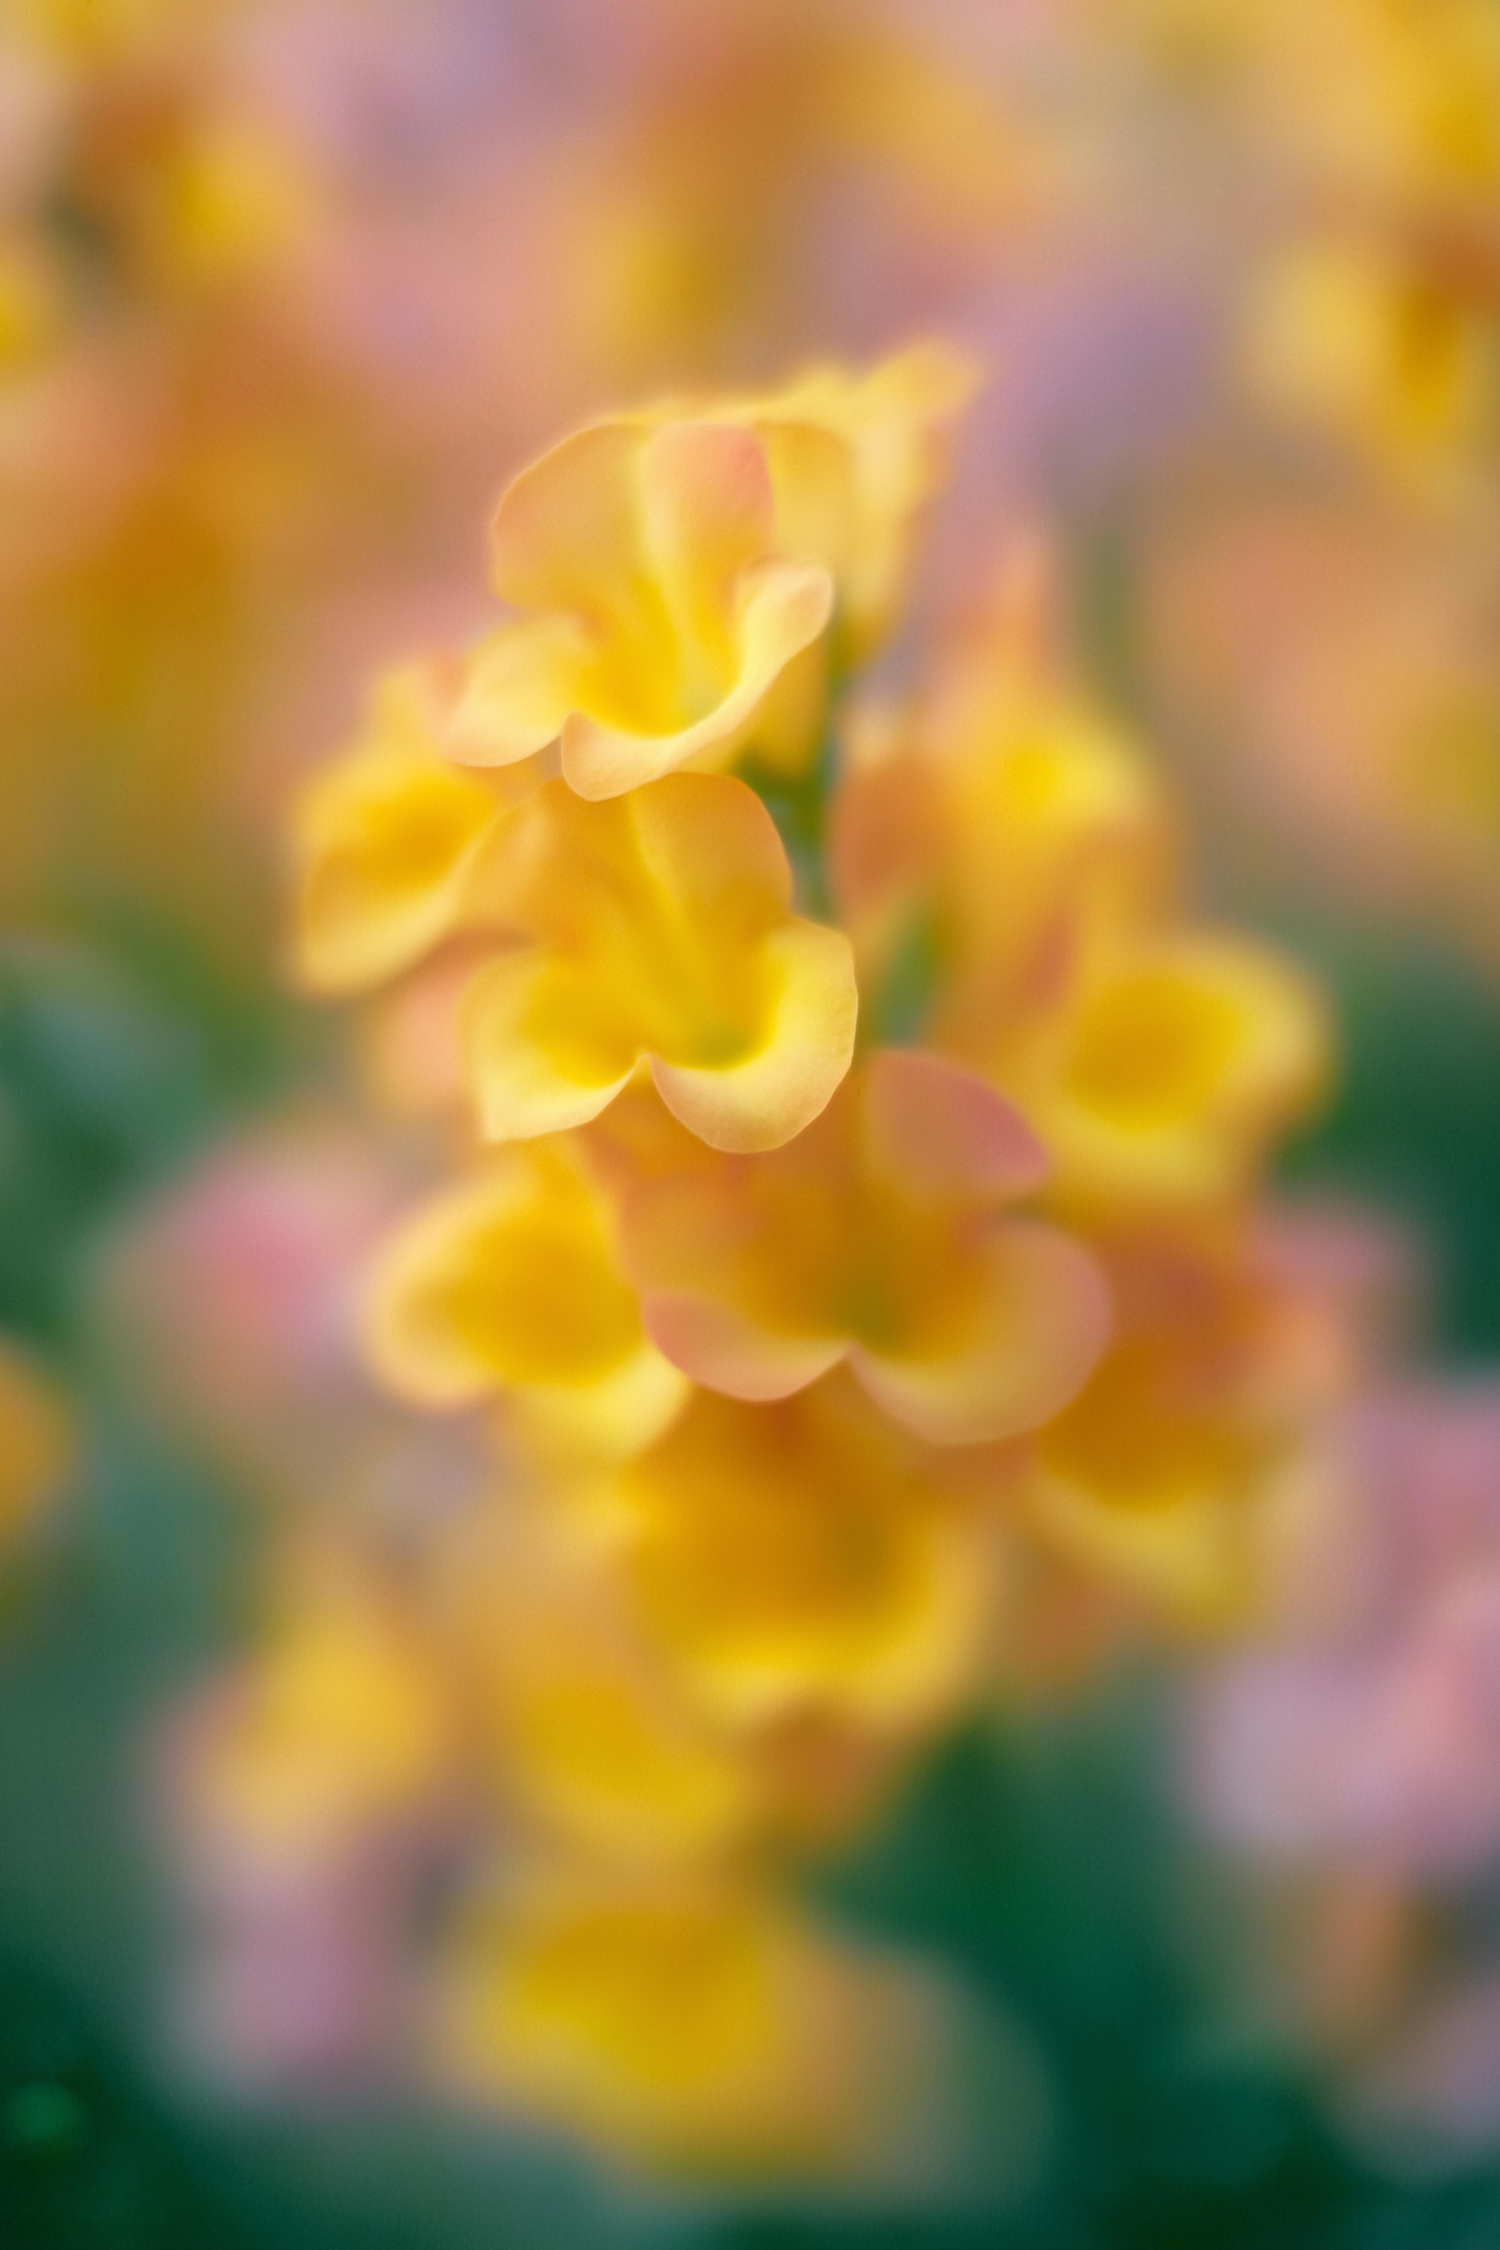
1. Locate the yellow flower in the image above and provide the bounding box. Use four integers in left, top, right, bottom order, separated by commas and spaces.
363, 1138, 688, 1463
436, 1871, 958, 2180
462, 773, 857, 1152
290, 665, 540, 998
1022, 1225, 1334, 1622
449, 418, 832, 800
689, 342, 980, 667
1245, 234, 1498, 488
830, 617, 1174, 1051
829, 625, 1328, 1214
608, 1374, 1006, 1731
438, 1502, 758, 1865
1258, 0, 1500, 210
1005, 931, 1330, 1216
0, 1338, 72, 1554
623, 1049, 1108, 1445
179, 1566, 454, 1862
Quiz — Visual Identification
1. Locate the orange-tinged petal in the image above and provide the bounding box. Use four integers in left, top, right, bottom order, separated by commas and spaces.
862, 1048, 1049, 1202
637, 420, 779, 658
468, 417, 833, 796
644, 1284, 847, 1404
828, 614, 1175, 1054
1018, 1226, 1315, 1622
490, 421, 660, 645
704, 343, 980, 661
851, 1221, 1111, 1448
627, 1054, 1108, 1442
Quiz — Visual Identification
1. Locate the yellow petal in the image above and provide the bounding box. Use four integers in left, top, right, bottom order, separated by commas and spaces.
490, 422, 661, 646
628, 1055, 1107, 1442
461, 776, 855, 1151
706, 343, 980, 661
1042, 933, 1332, 1211
292, 669, 507, 996
437, 1872, 981, 2183
852, 1221, 1111, 1447
463, 950, 646, 1141
442, 1507, 755, 1863
651, 917, 857, 1152
482, 417, 834, 799
560, 555, 832, 800
363, 1142, 663, 1428
446, 615, 594, 769
182, 1575, 453, 1859
615, 1382, 994, 1729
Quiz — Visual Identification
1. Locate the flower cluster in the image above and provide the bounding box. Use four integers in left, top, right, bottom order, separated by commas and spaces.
170, 346, 1336, 2176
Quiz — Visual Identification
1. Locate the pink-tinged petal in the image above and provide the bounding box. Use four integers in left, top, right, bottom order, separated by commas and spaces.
462, 953, 641, 1142
639, 421, 779, 643
644, 1289, 847, 1402
851, 1223, 1111, 1446
863, 1050, 1050, 1204
489, 423, 654, 638
446, 616, 593, 769
650, 919, 858, 1153
560, 558, 832, 801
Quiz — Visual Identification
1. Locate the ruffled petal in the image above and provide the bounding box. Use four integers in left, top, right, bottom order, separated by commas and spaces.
446, 614, 594, 769
616, 1383, 994, 1728
363, 1146, 649, 1407
862, 1049, 1049, 1202
560, 556, 832, 799
651, 917, 857, 1152
462, 951, 644, 1142
489, 422, 657, 638
644, 1287, 847, 1402
499, 1338, 690, 1464
292, 714, 503, 996
638, 420, 780, 654
1045, 932, 1332, 1209
850, 1220, 1111, 1446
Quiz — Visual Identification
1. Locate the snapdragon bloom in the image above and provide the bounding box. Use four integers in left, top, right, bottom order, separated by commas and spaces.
460, 773, 857, 1151
449, 418, 833, 798
624, 1049, 1109, 1445
365, 1136, 687, 1462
